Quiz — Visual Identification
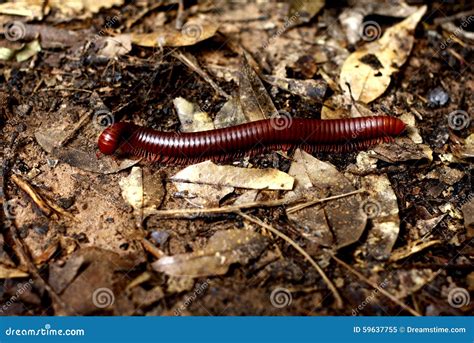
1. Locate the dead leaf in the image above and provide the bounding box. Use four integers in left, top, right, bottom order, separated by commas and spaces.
214, 97, 247, 129
96, 35, 131, 59
288, 0, 325, 26
285, 149, 366, 248
370, 137, 433, 163
239, 54, 278, 121
48, 247, 137, 315
0, 0, 46, 19
173, 97, 214, 132
263, 75, 327, 102
359, 174, 400, 260
152, 229, 268, 277
340, 6, 427, 103
131, 21, 218, 47
171, 160, 294, 191
0, 265, 29, 279
173, 183, 234, 208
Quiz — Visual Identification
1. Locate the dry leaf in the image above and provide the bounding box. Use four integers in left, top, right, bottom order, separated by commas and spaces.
171, 160, 294, 191
288, 0, 325, 26
96, 35, 131, 59
239, 54, 278, 121
358, 174, 400, 260
0, 0, 45, 19
214, 97, 247, 129
339, 6, 427, 103
263, 75, 327, 102
152, 229, 268, 277
173, 97, 214, 132
370, 137, 433, 163
49, 0, 124, 16
131, 21, 218, 47
284, 149, 366, 248
0, 265, 29, 279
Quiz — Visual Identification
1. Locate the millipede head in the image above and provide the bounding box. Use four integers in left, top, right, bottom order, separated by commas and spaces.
98, 122, 129, 155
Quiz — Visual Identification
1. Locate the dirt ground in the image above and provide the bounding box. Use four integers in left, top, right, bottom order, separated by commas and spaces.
0, 0, 473, 316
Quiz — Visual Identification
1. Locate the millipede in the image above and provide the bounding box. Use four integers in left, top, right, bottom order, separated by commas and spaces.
98, 116, 406, 164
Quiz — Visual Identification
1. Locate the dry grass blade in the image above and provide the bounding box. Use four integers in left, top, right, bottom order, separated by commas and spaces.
238, 211, 343, 309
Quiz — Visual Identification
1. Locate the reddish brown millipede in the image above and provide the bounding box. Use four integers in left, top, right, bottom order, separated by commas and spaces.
98, 116, 405, 164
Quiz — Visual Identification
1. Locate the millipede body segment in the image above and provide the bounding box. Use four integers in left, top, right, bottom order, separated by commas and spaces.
98, 116, 405, 164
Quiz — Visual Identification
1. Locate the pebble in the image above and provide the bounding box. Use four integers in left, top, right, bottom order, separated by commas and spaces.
427, 86, 449, 107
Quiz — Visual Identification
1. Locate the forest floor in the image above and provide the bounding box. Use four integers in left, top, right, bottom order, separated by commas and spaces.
0, 0, 472, 316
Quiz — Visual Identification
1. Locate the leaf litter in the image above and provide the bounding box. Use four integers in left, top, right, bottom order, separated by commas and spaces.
0, 0, 472, 317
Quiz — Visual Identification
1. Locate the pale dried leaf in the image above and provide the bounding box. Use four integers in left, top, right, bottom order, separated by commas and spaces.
173, 97, 214, 132
152, 229, 267, 277
96, 35, 132, 58
119, 167, 143, 212
131, 22, 218, 47
339, 6, 427, 103
359, 174, 400, 260
171, 160, 294, 191
0, 265, 29, 279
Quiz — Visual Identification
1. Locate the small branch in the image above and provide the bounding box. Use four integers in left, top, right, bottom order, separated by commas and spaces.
286, 189, 364, 214
239, 211, 343, 309
150, 189, 363, 219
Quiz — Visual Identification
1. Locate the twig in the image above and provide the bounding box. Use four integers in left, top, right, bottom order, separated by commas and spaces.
286, 189, 364, 214
2, 153, 74, 315
330, 254, 422, 316
150, 189, 363, 219
238, 211, 343, 309
149, 198, 295, 218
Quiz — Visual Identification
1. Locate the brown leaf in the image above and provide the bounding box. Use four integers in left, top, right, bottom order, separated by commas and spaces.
239, 54, 278, 121
131, 21, 218, 47
152, 229, 268, 277
263, 75, 327, 102
48, 247, 137, 315
171, 160, 294, 191
340, 6, 427, 103
358, 174, 400, 260
285, 149, 366, 248
288, 0, 325, 26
